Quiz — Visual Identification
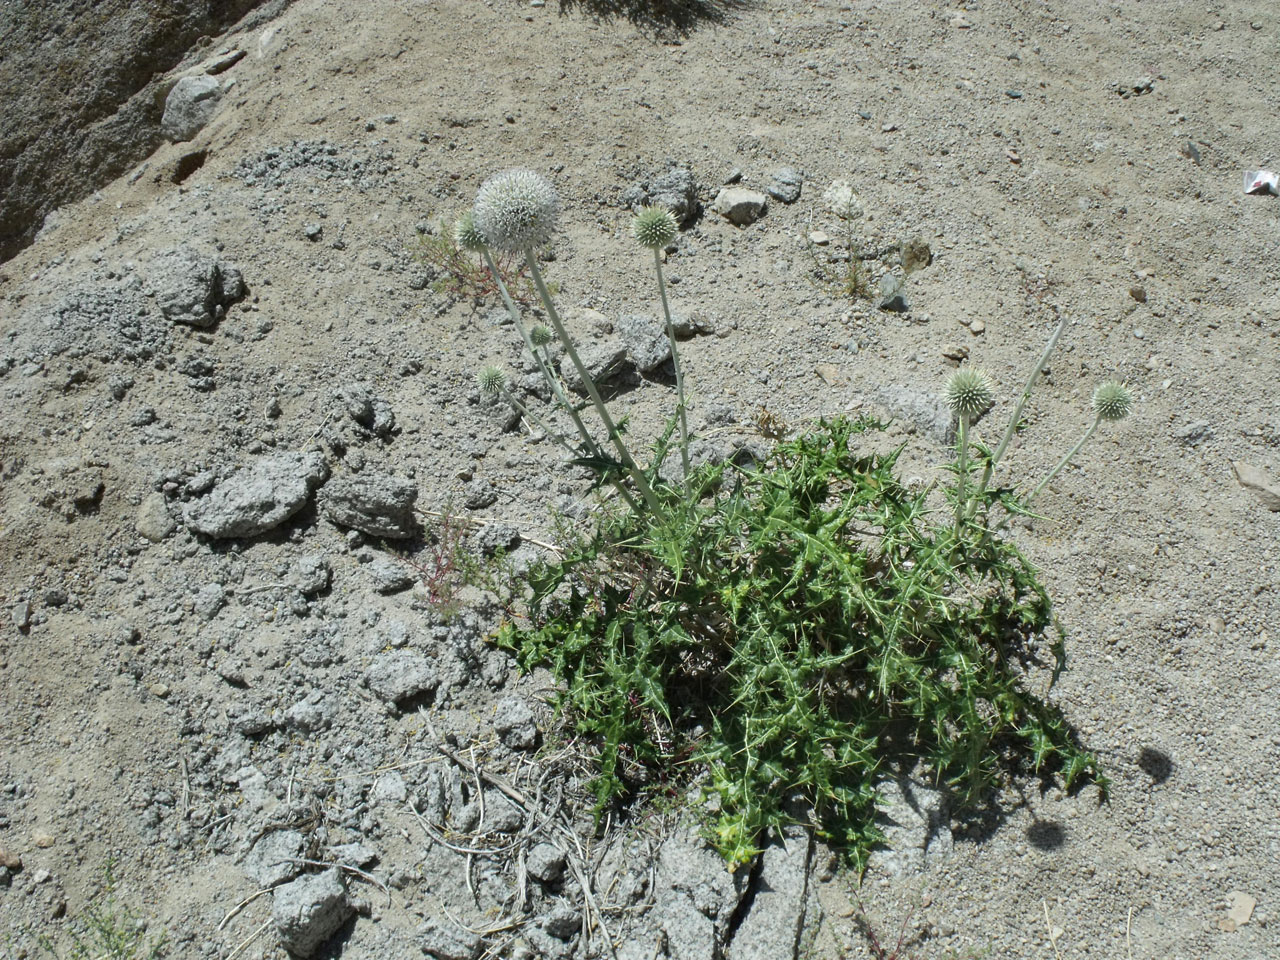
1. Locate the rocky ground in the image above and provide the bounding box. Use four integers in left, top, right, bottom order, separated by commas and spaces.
1, 1, 1278, 958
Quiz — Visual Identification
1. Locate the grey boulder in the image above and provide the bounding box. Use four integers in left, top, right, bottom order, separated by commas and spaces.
559, 340, 629, 394
711, 187, 767, 225
364, 651, 438, 707
149, 245, 246, 328
272, 868, 354, 958
616, 313, 672, 373
162, 75, 222, 142
185, 453, 329, 539
765, 166, 803, 204
319, 472, 418, 539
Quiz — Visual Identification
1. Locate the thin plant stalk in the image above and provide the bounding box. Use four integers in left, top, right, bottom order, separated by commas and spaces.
481, 248, 598, 457
1027, 414, 1101, 505
955, 414, 971, 534
522, 248, 666, 517
651, 248, 690, 488
970, 315, 1066, 515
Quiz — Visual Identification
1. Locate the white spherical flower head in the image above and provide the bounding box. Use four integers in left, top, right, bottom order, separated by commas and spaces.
1092, 380, 1133, 422
632, 206, 678, 250
477, 366, 508, 396
530, 325, 555, 348
946, 368, 995, 420
473, 169, 559, 253
454, 211, 487, 253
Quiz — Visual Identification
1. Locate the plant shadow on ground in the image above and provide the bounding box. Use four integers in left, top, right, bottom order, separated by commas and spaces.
554, 0, 756, 36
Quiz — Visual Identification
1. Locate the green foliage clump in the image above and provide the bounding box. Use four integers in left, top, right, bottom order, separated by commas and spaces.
498, 416, 1106, 868
39, 858, 167, 960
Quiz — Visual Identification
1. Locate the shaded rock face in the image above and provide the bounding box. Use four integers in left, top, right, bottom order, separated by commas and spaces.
0, 0, 282, 263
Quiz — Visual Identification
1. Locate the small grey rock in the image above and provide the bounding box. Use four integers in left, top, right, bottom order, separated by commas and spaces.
616, 313, 672, 373
472, 523, 520, 557
367, 556, 414, 594
283, 694, 335, 732
372, 772, 408, 804
12, 601, 32, 631
711, 187, 767, 225
272, 868, 354, 958
291, 555, 331, 597
162, 75, 222, 142
418, 919, 483, 960
542, 903, 581, 940
1173, 420, 1213, 446
365, 651, 438, 707
339, 383, 395, 438
328, 842, 378, 868
149, 245, 246, 329
526, 842, 566, 883
185, 453, 328, 539
463, 479, 498, 511
724, 826, 813, 960
1232, 461, 1280, 511
481, 790, 524, 833
624, 167, 699, 225
244, 830, 305, 888
135, 492, 176, 542
874, 387, 954, 445
559, 340, 630, 394
319, 472, 418, 539
765, 166, 803, 204
877, 274, 909, 313
193, 583, 226, 621
493, 696, 539, 750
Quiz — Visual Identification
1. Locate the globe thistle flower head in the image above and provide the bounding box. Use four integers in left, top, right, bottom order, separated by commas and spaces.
476, 366, 508, 396
1092, 380, 1133, 422
530, 325, 555, 348
473, 169, 559, 253
453, 211, 487, 253
632, 206, 678, 250
946, 368, 995, 420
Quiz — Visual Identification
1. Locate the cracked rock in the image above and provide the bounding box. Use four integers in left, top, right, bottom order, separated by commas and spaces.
162, 75, 223, 142
244, 830, 305, 888
319, 472, 418, 539
418, 918, 483, 960
493, 697, 539, 750
185, 452, 328, 539
149, 245, 245, 328
712, 187, 767, 226
272, 868, 354, 958
364, 651, 438, 707
726, 827, 815, 960
559, 340, 630, 394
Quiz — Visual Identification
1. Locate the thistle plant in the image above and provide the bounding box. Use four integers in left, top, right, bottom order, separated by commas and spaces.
632, 206, 691, 488
945, 368, 994, 531
1026, 380, 1134, 504
461, 166, 1118, 871
473, 169, 665, 516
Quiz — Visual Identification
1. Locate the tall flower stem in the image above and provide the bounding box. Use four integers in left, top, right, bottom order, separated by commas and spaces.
969, 315, 1065, 518
955, 414, 971, 535
1027, 415, 1100, 505
651, 249, 690, 488
481, 248, 598, 458
523, 248, 666, 518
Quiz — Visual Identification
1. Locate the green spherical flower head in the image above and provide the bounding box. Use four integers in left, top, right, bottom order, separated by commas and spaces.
632, 206, 678, 250
1092, 380, 1133, 422
473, 169, 559, 253
946, 368, 995, 419
530, 325, 555, 348
476, 366, 507, 396
454, 211, 487, 253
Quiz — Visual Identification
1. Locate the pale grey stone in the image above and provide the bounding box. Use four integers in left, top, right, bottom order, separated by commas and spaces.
364, 651, 438, 707
272, 868, 353, 958
867, 777, 953, 877
712, 187, 767, 225
244, 830, 305, 888
319, 472, 417, 539
185, 453, 328, 539
162, 75, 222, 142
135, 492, 175, 541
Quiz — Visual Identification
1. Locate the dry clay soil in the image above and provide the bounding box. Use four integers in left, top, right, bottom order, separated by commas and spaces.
1, 1, 1278, 959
